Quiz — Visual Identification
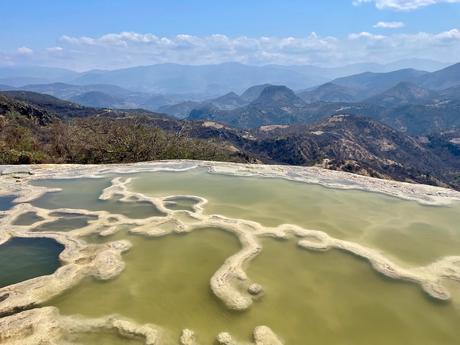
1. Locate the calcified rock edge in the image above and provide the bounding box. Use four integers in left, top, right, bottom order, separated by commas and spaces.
1, 160, 460, 345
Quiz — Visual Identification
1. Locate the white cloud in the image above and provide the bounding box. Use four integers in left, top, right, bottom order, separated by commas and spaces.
348, 32, 386, 40
17, 46, 33, 55
353, 0, 460, 10
2, 29, 459, 70
374, 21, 405, 29
47, 46, 64, 52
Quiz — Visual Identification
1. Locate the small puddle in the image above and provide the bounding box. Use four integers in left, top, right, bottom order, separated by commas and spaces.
0, 195, 16, 211
163, 196, 199, 212
13, 212, 44, 226
32, 213, 98, 232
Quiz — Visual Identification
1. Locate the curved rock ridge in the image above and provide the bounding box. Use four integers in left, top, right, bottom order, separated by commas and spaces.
0, 161, 460, 344
0, 307, 283, 345
0, 306, 164, 345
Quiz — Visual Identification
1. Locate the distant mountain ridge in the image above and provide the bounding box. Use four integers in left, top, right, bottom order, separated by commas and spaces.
298, 83, 359, 103
186, 80, 460, 135
0, 59, 452, 94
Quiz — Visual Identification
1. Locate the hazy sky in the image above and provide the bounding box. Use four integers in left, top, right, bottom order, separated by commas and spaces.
1, 0, 460, 70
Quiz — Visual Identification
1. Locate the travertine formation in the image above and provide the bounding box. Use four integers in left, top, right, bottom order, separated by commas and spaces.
1, 161, 460, 344
0, 306, 163, 345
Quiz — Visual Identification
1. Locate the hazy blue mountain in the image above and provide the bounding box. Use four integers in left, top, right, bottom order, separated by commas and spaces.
19, 82, 138, 100
189, 85, 314, 128
365, 82, 438, 107
298, 83, 359, 103
15, 82, 195, 111
417, 63, 460, 90
240, 84, 272, 102
251, 85, 305, 107
160, 91, 248, 118
331, 69, 429, 99
0, 66, 78, 86
439, 86, 460, 100
138, 94, 182, 110
383, 59, 450, 73
0, 84, 15, 91
72, 62, 326, 94
210, 92, 247, 110
158, 101, 201, 119
272, 59, 449, 82
0, 60, 453, 95
69, 91, 125, 108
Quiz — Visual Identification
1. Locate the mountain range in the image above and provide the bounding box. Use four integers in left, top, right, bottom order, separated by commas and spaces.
0, 59, 451, 94
1, 60, 459, 190
185, 63, 460, 135
1, 90, 459, 190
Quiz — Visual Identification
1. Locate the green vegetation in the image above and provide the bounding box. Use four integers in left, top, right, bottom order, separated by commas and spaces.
0, 115, 244, 164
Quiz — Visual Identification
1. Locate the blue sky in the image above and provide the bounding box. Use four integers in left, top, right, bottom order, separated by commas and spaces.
1, 0, 460, 70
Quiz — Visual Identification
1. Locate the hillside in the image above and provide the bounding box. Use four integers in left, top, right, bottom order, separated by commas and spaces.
0, 90, 174, 120
365, 82, 437, 107
0, 92, 251, 164
418, 63, 460, 90
249, 115, 455, 188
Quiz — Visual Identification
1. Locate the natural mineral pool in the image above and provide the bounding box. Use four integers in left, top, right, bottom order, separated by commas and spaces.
0, 237, 63, 288
2, 167, 460, 344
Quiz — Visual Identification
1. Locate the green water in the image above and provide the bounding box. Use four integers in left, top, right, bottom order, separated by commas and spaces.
19, 169, 460, 344
0, 237, 63, 288
163, 196, 199, 212
248, 239, 460, 345
49, 229, 241, 344
49, 233, 460, 345
31, 178, 165, 219
33, 213, 98, 232
13, 211, 44, 226
129, 169, 460, 266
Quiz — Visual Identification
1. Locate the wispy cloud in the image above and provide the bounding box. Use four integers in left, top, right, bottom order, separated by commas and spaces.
17, 46, 33, 55
46, 46, 64, 52
1, 29, 459, 70
374, 21, 405, 29
353, 0, 460, 11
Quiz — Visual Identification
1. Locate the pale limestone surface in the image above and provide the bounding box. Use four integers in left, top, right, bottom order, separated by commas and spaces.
1, 161, 460, 344
0, 306, 163, 345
